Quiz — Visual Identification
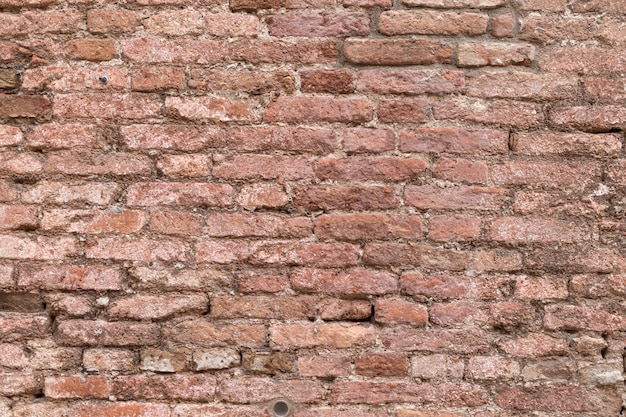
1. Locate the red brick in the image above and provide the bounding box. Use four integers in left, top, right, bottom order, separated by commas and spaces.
571, 0, 626, 12
22, 181, 118, 205
512, 131, 622, 158
356, 353, 409, 377
0, 205, 38, 230
230, 0, 334, 10
237, 270, 286, 293
400, 128, 507, 154
488, 217, 591, 244
515, 0, 565, 10
220, 377, 324, 403
132, 66, 186, 92
12, 403, 70, 417
430, 301, 490, 327
112, 374, 216, 401
316, 157, 427, 182
150, 210, 204, 236
157, 154, 211, 178
495, 386, 605, 412
236, 183, 289, 209
434, 98, 543, 128
540, 47, 626, 74
492, 14, 514, 37
550, 105, 626, 132
164, 319, 265, 348
380, 10, 488, 36
144, 10, 203, 36
378, 98, 431, 123
363, 243, 468, 270
0, 235, 76, 260
270, 323, 376, 350
129, 266, 230, 291
401, 272, 509, 301
344, 0, 391, 6
0, 373, 41, 396
490, 301, 536, 329
300, 69, 354, 94
228, 39, 337, 64
319, 299, 372, 320
428, 215, 481, 242
0, 344, 28, 368
291, 268, 397, 295
458, 42, 535, 67
344, 39, 452, 65
515, 276, 568, 300
467, 71, 577, 100
55, 320, 160, 346
27, 123, 99, 149
0, 316, 49, 341
0, 125, 22, 146
0, 0, 59, 5
229, 126, 335, 154
196, 240, 250, 264
519, 15, 599, 44
173, 405, 265, 417
433, 157, 488, 184
298, 354, 351, 377
211, 295, 314, 319
436, 383, 488, 407
205, 213, 311, 238
405, 185, 506, 211
330, 382, 434, 404
69, 402, 170, 417
0, 94, 51, 118
265, 96, 372, 123
45, 150, 151, 176
17, 265, 121, 290
86, 237, 189, 262
466, 356, 520, 380
127, 182, 234, 207
65, 39, 116, 62
498, 333, 568, 357
45, 376, 111, 399
343, 128, 394, 154
314, 213, 421, 241
357, 69, 464, 95
0, 10, 82, 36
380, 327, 489, 354
54, 93, 161, 119
0, 265, 13, 288
0, 180, 18, 202
121, 124, 224, 151
87, 9, 139, 34
490, 161, 600, 190
191, 69, 294, 94
108, 294, 208, 320
122, 38, 225, 64
251, 241, 360, 267
268, 12, 369, 37
403, 0, 504, 6
213, 154, 314, 180
375, 299, 428, 325
205, 12, 259, 37
46, 295, 94, 318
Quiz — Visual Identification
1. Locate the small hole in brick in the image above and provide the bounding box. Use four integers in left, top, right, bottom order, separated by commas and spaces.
270, 400, 291, 417
98, 75, 109, 84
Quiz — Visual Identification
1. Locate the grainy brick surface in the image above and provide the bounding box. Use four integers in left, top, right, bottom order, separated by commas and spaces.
0, 0, 624, 416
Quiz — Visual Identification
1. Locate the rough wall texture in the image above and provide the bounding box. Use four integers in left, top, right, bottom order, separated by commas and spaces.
1, 0, 626, 415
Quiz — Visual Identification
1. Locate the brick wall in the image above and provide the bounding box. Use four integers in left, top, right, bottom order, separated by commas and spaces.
1, 0, 625, 415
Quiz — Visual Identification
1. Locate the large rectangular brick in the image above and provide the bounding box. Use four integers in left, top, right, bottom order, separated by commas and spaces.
344, 39, 452, 65
380, 10, 488, 36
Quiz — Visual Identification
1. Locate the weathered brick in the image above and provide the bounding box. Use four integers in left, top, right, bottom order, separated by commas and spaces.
86, 237, 189, 262
492, 14, 514, 37
544, 303, 626, 331
375, 299, 428, 325
213, 154, 314, 180
211, 296, 315, 319
0, 125, 21, 146
267, 12, 369, 37
129, 266, 230, 291
127, 182, 234, 207
433, 157, 488, 184
0, 151, 43, 176
0, 235, 76, 260
411, 354, 464, 379
157, 154, 212, 178
193, 347, 239, 371
344, 39, 452, 65
54, 93, 161, 119
458, 42, 535, 67
299, 354, 351, 377
18, 265, 121, 290
466, 356, 520, 380
0, 69, 18, 89
0, 94, 51, 118
164, 319, 266, 348
515, 276, 568, 300
291, 268, 397, 295
550, 105, 626, 132
467, 71, 577, 100
357, 69, 464, 95
45, 375, 111, 399
144, 10, 204, 36
495, 386, 605, 412
314, 213, 421, 241
131, 66, 186, 92
55, 320, 160, 346
403, 0, 504, 6
316, 157, 426, 182
191, 69, 294, 94
512, 131, 622, 158
405, 185, 506, 211
377, 98, 431, 123
228, 126, 335, 154
69, 402, 171, 417
45, 150, 151, 176
401, 272, 509, 301
108, 294, 208, 320
301, 69, 354, 94
400, 128, 507, 154
251, 241, 360, 267
27, 123, 99, 149
380, 10, 488, 36
0, 315, 49, 342
343, 128, 394, 153
363, 243, 468, 270
0, 373, 41, 396
228, 39, 337, 64
540, 47, 626, 74
220, 377, 324, 403
206, 213, 311, 238
330, 381, 435, 404
498, 333, 568, 357
293, 185, 400, 211
121, 124, 224, 151
355, 353, 409, 377
270, 323, 376, 350
514, 0, 565, 10
265, 96, 372, 123
488, 218, 591, 244
83, 348, 138, 372
237, 270, 286, 293
122, 38, 225, 64
241, 351, 295, 374
237, 183, 289, 209
0, 205, 38, 230
490, 161, 600, 190
434, 97, 543, 128
519, 15, 597, 44
319, 299, 372, 320
113, 374, 216, 401
195, 240, 250, 264
428, 215, 481, 242
166, 96, 254, 122
22, 181, 118, 205
206, 12, 259, 37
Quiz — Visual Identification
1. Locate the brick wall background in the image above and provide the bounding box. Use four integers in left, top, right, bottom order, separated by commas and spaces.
1, 0, 626, 415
